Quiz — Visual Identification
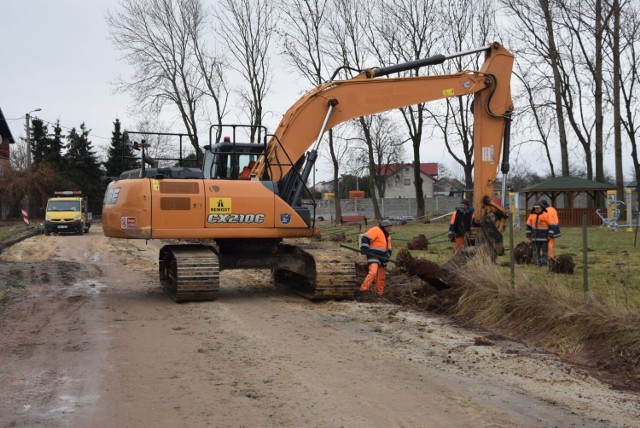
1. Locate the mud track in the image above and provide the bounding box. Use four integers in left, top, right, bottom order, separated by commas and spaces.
0, 226, 639, 427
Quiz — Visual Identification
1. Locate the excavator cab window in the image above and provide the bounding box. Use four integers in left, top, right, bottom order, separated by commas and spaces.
204, 124, 268, 180
204, 141, 264, 180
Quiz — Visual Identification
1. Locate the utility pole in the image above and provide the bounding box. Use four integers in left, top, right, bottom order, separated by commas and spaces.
25, 114, 31, 169
24, 108, 41, 218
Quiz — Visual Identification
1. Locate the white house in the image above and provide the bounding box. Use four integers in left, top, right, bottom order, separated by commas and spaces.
378, 162, 438, 198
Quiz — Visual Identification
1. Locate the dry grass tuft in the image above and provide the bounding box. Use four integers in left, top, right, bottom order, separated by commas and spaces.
452, 253, 640, 365
0, 290, 10, 305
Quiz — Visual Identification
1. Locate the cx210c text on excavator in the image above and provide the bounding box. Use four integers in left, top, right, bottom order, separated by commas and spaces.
102, 42, 514, 302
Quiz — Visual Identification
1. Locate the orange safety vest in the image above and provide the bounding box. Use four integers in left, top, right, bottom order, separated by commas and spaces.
526, 211, 550, 241
360, 226, 392, 265
546, 206, 561, 237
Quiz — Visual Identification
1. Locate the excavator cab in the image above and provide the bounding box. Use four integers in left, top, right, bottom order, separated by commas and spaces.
203, 124, 268, 180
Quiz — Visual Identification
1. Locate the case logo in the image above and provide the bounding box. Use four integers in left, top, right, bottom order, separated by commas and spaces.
280, 213, 291, 224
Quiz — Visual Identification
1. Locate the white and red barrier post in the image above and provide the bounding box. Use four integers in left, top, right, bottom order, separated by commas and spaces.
21, 208, 30, 226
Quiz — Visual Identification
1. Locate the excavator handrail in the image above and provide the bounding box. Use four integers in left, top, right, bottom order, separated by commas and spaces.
121, 130, 197, 176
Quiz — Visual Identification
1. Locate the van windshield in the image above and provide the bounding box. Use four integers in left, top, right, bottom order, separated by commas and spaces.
47, 201, 80, 212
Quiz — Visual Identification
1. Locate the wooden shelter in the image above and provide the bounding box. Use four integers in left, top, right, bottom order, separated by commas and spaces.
520, 176, 615, 226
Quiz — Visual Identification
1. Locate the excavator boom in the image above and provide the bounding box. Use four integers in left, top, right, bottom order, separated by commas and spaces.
256, 42, 514, 221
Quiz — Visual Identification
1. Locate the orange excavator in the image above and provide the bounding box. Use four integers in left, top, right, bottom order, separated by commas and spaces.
102, 42, 514, 302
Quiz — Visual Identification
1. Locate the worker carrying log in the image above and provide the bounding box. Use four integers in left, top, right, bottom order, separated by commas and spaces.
358, 219, 393, 296
448, 199, 474, 252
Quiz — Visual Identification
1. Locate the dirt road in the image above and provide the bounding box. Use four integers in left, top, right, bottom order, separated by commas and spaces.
1, 226, 639, 427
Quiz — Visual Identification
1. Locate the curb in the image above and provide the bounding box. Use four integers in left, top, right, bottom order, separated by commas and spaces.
0, 227, 42, 255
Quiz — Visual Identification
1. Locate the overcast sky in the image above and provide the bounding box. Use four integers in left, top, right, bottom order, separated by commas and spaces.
3, 1, 631, 185
3, 1, 133, 152
2, 0, 463, 184
2, 0, 307, 168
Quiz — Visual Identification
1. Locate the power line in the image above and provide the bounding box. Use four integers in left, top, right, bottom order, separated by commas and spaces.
12, 116, 114, 143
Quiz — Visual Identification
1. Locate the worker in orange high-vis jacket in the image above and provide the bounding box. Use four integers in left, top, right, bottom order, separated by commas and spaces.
540, 199, 560, 257
359, 219, 393, 296
448, 199, 474, 252
526, 201, 551, 267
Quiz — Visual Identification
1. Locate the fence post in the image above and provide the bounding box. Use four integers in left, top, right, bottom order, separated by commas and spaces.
582, 213, 589, 294
509, 210, 515, 287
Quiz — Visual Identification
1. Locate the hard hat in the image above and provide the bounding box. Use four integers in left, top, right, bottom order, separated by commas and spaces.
380, 219, 392, 227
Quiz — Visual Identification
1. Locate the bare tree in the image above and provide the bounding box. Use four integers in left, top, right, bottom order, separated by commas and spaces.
501, 0, 571, 178
424, 0, 498, 190
327, 0, 391, 220
108, 0, 226, 157
557, 0, 615, 193
278, 0, 332, 86
347, 115, 407, 198
188, 1, 230, 135
216, 0, 276, 143
618, 1, 640, 209
609, 0, 624, 210
511, 62, 557, 177
365, 0, 443, 218
278, 0, 347, 223
603, 0, 640, 214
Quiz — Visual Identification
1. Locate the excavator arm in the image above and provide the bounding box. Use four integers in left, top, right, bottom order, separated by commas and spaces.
253, 42, 514, 223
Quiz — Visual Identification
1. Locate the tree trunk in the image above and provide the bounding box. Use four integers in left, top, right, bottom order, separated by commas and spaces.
359, 117, 382, 220
612, 0, 624, 216
412, 137, 425, 218
595, 0, 605, 208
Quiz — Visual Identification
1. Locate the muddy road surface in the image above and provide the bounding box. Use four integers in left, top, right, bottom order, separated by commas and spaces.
1, 226, 639, 427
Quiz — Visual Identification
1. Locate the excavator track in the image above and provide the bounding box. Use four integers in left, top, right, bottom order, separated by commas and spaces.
159, 244, 220, 302
273, 245, 358, 300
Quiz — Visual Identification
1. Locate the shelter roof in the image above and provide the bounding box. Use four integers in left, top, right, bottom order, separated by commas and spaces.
520, 176, 615, 192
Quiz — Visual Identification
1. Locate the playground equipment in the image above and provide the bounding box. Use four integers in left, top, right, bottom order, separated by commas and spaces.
596, 207, 621, 230
598, 189, 635, 231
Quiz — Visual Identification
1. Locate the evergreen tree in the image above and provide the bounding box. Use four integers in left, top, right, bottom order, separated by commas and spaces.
104, 118, 138, 179
30, 119, 65, 173
46, 120, 65, 171
64, 124, 105, 214
30, 118, 49, 167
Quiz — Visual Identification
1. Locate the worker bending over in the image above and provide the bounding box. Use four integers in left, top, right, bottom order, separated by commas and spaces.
359, 219, 393, 296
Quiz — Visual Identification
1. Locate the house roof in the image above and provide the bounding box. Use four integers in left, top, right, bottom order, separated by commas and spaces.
520, 176, 615, 192
0, 108, 16, 145
377, 162, 438, 177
